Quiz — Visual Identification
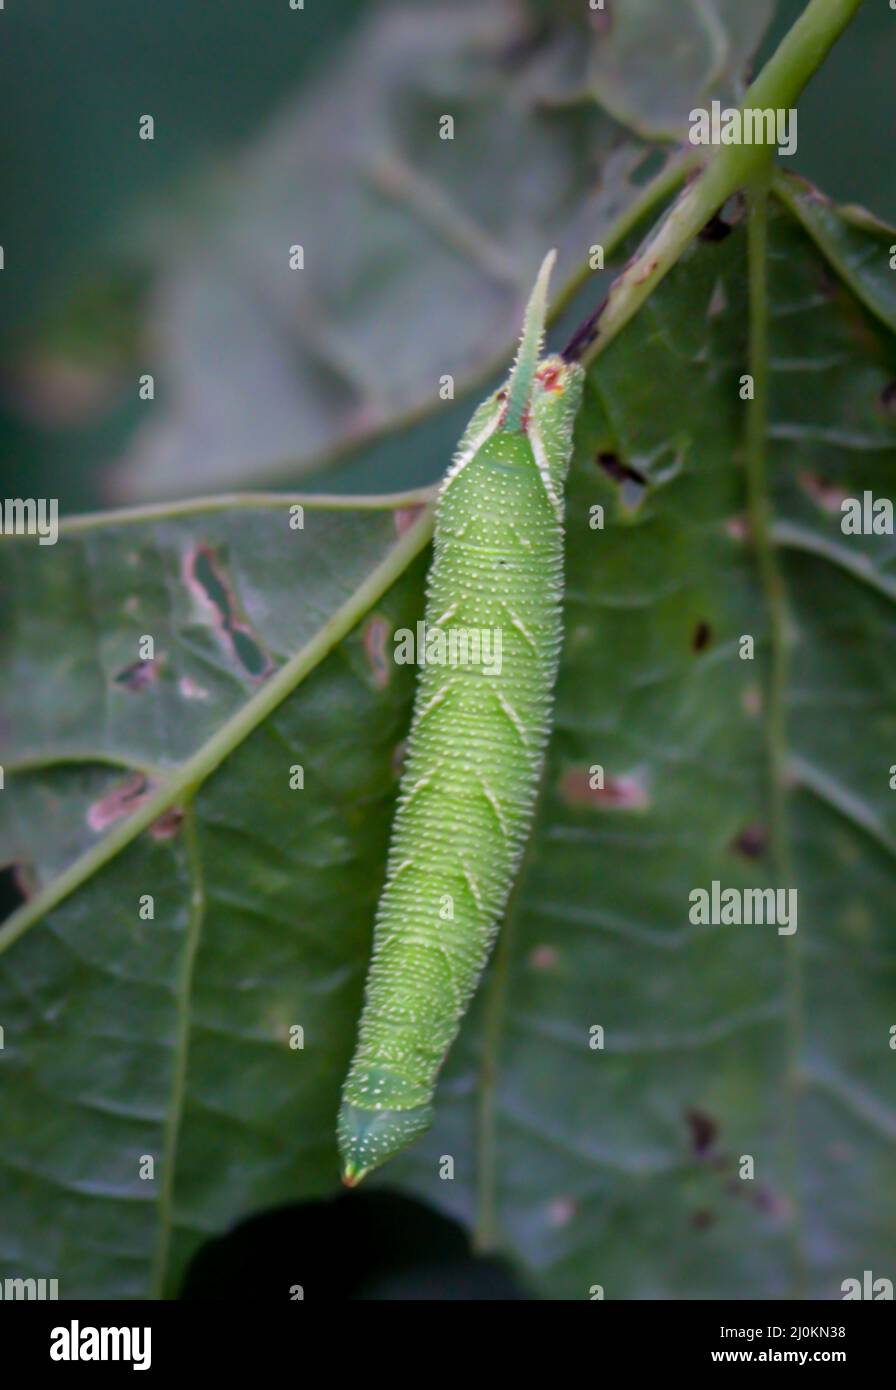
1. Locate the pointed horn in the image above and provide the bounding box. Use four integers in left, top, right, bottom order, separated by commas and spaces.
503, 249, 555, 432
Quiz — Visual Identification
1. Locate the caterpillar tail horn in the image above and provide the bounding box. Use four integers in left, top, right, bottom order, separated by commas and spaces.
502, 248, 556, 432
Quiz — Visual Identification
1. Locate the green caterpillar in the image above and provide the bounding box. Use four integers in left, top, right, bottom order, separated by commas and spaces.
338, 252, 584, 1185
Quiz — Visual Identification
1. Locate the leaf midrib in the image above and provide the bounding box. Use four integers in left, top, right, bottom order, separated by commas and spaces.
149, 803, 205, 1298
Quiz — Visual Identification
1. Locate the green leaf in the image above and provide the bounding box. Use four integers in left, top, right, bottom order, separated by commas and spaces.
111, 0, 770, 502
584, 0, 776, 140
774, 171, 896, 334
3, 183, 895, 1298
392, 193, 896, 1298
0, 494, 433, 1296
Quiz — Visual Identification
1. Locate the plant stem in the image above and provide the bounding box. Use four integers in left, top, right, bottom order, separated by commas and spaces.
52, 487, 437, 534
578, 0, 866, 367
549, 149, 700, 323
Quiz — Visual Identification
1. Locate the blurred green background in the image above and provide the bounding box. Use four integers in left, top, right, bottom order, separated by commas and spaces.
0, 0, 370, 508
0, 0, 893, 512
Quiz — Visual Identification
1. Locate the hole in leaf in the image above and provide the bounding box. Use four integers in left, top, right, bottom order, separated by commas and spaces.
630, 146, 666, 186
879, 381, 896, 417
0, 865, 28, 924
230, 628, 267, 679
190, 547, 231, 621
698, 214, 732, 242
595, 452, 647, 510
186, 545, 271, 680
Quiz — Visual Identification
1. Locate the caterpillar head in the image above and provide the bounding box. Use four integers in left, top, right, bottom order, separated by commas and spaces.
527, 353, 585, 451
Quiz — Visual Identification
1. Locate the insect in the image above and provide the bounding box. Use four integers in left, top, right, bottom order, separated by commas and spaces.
338, 251, 584, 1185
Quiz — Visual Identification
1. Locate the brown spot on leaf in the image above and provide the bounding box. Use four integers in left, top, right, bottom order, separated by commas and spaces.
115, 658, 159, 692
150, 807, 184, 841
878, 381, 896, 418
561, 768, 649, 810
87, 774, 154, 832
529, 945, 558, 971
708, 280, 728, 319
788, 173, 819, 200
691, 1208, 716, 1230
394, 505, 424, 537
691, 621, 712, 653
815, 260, 839, 299
363, 616, 391, 689
547, 1197, 577, 1227
686, 1108, 718, 1158
179, 675, 209, 700
751, 1185, 789, 1219
634, 257, 659, 286
731, 823, 767, 860
798, 471, 847, 512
